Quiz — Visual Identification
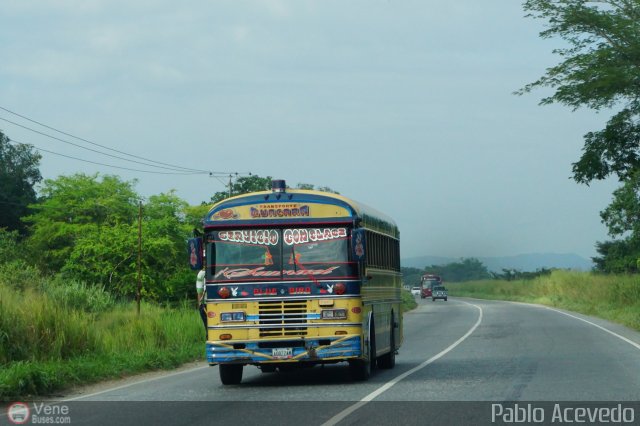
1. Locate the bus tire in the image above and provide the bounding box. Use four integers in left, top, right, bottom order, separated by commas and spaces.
377, 317, 396, 369
219, 364, 243, 385
350, 323, 375, 381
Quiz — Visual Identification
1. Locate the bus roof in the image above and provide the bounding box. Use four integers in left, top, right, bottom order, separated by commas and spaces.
204, 188, 399, 238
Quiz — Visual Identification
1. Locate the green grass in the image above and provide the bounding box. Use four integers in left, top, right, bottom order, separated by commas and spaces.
448, 270, 640, 331
0, 275, 203, 400
401, 289, 418, 313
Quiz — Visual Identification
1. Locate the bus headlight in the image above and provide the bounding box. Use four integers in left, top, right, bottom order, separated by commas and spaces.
321, 309, 347, 320
220, 312, 246, 322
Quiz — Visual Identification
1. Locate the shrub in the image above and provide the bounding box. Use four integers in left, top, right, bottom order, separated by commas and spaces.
0, 229, 21, 264
0, 260, 43, 291
41, 276, 115, 313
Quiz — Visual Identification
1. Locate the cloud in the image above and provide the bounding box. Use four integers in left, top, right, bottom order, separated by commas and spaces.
88, 27, 128, 53
258, 0, 292, 18
3, 49, 98, 84
231, 25, 251, 43
143, 63, 186, 84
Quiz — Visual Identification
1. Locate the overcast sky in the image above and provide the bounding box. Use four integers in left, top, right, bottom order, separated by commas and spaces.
0, 0, 620, 260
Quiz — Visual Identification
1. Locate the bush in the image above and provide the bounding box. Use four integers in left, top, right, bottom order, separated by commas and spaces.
0, 279, 203, 399
0, 260, 43, 291
0, 229, 22, 264
41, 276, 115, 313
0, 281, 98, 364
401, 289, 418, 313
0, 259, 202, 368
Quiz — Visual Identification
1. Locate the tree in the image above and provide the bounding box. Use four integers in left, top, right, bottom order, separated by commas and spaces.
210, 175, 272, 204
209, 175, 340, 204
0, 131, 42, 234
296, 183, 340, 194
63, 191, 195, 299
400, 266, 424, 287
600, 169, 640, 238
24, 173, 139, 273
494, 267, 554, 280
25, 174, 199, 299
593, 238, 640, 272
519, 0, 640, 184
184, 203, 211, 230
592, 169, 640, 272
429, 258, 492, 282
0, 228, 21, 264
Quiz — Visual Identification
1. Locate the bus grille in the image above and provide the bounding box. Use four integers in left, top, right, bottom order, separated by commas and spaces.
258, 300, 308, 337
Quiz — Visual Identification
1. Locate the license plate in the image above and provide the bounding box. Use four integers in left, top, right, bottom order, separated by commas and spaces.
272, 348, 293, 359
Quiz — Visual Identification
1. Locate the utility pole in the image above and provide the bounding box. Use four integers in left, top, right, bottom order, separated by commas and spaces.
137, 201, 142, 316
228, 174, 232, 198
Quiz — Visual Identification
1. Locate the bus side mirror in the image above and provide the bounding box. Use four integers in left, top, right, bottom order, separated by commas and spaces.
187, 237, 203, 270
351, 229, 366, 263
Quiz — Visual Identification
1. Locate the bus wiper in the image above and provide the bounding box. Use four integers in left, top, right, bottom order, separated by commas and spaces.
291, 245, 297, 272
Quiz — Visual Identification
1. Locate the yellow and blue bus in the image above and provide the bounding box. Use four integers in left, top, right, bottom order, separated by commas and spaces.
189, 180, 402, 384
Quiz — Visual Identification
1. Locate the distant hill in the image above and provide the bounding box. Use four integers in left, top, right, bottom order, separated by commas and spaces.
402, 253, 593, 272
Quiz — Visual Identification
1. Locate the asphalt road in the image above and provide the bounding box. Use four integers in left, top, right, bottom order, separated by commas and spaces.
5, 297, 640, 425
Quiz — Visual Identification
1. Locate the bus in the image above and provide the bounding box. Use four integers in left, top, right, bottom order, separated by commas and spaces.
188, 179, 402, 384
420, 274, 442, 299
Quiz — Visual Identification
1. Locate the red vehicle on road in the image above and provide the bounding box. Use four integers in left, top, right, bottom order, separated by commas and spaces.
420, 274, 442, 299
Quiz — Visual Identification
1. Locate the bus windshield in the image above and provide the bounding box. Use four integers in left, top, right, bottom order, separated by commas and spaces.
207, 227, 356, 282
422, 279, 440, 289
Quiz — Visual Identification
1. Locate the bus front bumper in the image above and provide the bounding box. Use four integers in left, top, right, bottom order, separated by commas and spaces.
206, 335, 362, 365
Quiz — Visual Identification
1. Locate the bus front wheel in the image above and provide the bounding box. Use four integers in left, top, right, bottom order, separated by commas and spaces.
219, 364, 243, 385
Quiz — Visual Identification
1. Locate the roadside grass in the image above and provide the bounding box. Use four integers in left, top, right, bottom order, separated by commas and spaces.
401, 289, 418, 313
0, 270, 203, 400
447, 270, 640, 331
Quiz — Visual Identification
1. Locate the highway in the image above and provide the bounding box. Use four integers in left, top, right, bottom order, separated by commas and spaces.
14, 297, 640, 425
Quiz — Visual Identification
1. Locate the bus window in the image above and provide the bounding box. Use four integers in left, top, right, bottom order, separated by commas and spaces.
207, 227, 356, 281
207, 229, 283, 281
286, 239, 348, 264
283, 228, 348, 264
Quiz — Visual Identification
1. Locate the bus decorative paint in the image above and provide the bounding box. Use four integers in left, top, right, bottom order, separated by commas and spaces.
209, 203, 351, 222
193, 180, 402, 385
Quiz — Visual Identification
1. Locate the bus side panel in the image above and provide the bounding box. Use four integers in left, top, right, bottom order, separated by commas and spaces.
361, 268, 402, 357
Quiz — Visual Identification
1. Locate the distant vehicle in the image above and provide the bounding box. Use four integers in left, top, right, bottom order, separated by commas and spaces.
410, 287, 421, 296
431, 286, 448, 302
420, 274, 442, 299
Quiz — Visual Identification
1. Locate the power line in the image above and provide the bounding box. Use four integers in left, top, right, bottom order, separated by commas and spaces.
8, 139, 207, 175
0, 105, 213, 174
0, 105, 254, 180
1, 116, 216, 174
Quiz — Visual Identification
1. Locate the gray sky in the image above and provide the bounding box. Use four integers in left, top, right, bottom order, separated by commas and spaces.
0, 0, 619, 260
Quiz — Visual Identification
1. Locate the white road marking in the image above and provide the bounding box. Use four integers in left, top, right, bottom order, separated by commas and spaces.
0, 365, 208, 418
543, 306, 640, 352
62, 365, 209, 401
474, 297, 640, 353
321, 301, 483, 426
